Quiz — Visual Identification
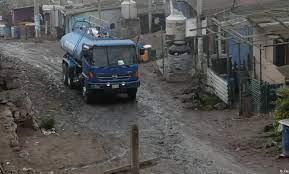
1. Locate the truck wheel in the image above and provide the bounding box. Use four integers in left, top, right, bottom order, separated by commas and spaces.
128, 88, 137, 100
82, 86, 92, 104
67, 74, 75, 89
63, 64, 68, 86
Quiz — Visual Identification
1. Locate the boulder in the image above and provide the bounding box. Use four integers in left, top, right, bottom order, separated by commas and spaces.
214, 103, 227, 110
5, 79, 19, 90
0, 106, 19, 147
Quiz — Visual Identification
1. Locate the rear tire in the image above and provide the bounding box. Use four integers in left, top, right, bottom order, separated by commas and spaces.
67, 73, 75, 89
63, 64, 68, 86
128, 88, 137, 100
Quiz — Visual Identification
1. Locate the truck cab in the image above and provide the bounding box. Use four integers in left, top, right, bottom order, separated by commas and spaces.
81, 40, 140, 103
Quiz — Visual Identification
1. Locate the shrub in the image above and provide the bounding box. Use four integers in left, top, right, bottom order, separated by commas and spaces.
39, 116, 55, 130
273, 87, 289, 128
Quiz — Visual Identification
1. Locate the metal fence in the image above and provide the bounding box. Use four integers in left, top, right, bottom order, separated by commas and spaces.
249, 79, 282, 114
207, 68, 230, 104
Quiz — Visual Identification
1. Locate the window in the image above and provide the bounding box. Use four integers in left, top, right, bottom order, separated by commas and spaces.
107, 46, 136, 66
274, 39, 289, 66
92, 46, 136, 67
92, 47, 107, 67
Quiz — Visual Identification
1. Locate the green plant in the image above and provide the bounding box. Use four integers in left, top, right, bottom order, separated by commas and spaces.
39, 116, 55, 130
273, 87, 289, 128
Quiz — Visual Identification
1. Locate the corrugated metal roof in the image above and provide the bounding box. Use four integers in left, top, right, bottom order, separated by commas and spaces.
184, 0, 286, 15
93, 39, 135, 46
63, 0, 121, 16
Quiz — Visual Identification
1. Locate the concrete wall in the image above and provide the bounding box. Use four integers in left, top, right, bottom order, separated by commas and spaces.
253, 29, 285, 84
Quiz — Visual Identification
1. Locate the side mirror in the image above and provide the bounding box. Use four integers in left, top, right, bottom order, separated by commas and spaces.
83, 45, 93, 57
139, 48, 145, 56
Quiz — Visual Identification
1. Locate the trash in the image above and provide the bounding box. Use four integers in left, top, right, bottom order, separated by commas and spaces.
42, 128, 56, 136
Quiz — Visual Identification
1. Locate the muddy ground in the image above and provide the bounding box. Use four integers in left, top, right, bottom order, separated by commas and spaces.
0, 40, 288, 174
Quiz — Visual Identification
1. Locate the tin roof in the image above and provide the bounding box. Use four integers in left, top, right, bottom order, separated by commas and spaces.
93, 39, 136, 46
63, 0, 121, 16
183, 0, 285, 16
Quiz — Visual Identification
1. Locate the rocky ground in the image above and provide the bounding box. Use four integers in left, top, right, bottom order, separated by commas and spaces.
0, 40, 288, 174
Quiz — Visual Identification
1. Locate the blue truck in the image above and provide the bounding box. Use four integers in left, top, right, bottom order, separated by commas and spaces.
60, 20, 140, 103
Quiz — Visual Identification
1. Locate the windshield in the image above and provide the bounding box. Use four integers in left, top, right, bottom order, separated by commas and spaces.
92, 46, 136, 67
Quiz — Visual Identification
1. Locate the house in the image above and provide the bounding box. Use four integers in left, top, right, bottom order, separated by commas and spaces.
231, 0, 289, 84
11, 6, 35, 26
61, 0, 122, 35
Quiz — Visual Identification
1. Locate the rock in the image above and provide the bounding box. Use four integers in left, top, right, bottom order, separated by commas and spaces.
23, 97, 33, 114
183, 103, 194, 109
203, 105, 214, 111
5, 79, 19, 90
214, 103, 227, 110
20, 167, 37, 174
180, 93, 194, 103
18, 150, 29, 159
0, 99, 8, 104
13, 111, 20, 120
182, 88, 192, 95
0, 106, 19, 147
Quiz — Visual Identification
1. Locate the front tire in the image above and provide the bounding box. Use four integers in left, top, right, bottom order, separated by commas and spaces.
128, 88, 137, 100
82, 86, 92, 104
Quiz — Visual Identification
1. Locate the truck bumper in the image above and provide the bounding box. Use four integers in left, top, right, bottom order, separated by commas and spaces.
86, 80, 140, 91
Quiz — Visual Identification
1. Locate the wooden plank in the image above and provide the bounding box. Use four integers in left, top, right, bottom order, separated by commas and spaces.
207, 68, 229, 104
103, 158, 159, 174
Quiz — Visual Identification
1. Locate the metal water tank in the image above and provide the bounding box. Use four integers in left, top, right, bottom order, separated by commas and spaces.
166, 12, 186, 41
121, 0, 137, 19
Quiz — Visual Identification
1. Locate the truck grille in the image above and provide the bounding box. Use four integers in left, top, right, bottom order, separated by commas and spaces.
97, 75, 131, 82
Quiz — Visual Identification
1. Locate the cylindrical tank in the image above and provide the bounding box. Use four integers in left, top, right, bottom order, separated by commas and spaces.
166, 12, 186, 41
60, 31, 96, 60
121, 0, 137, 19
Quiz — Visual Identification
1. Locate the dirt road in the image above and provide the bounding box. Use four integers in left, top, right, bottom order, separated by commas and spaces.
0, 41, 278, 174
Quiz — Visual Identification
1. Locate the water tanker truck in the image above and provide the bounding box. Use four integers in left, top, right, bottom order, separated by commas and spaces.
60, 20, 140, 103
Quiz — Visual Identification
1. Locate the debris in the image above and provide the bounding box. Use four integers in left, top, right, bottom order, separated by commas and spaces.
5, 79, 19, 90
42, 129, 56, 136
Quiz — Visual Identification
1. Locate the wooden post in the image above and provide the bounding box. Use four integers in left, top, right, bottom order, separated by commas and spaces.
98, 0, 102, 20
34, 0, 40, 39
131, 125, 139, 174
148, 0, 152, 33
161, 26, 165, 76
196, 0, 203, 71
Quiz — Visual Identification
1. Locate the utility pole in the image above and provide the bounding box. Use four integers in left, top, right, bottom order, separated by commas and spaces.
98, 0, 101, 20
148, 0, 152, 33
196, 0, 203, 72
34, 0, 41, 39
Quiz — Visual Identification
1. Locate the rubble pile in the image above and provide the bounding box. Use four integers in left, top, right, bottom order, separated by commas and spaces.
180, 74, 227, 111
0, 56, 37, 149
